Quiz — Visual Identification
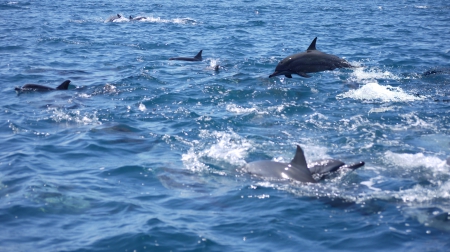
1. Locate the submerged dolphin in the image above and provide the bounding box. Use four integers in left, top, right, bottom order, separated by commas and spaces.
269, 37, 352, 78
15, 80, 71, 92
169, 50, 203, 61
243, 145, 364, 183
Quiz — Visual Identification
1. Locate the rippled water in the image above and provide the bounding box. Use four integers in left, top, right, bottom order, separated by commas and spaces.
1, 0, 450, 251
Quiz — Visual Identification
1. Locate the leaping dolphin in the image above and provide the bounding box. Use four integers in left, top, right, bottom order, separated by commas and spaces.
169, 50, 203, 61
15, 80, 71, 92
269, 37, 352, 78
243, 145, 364, 183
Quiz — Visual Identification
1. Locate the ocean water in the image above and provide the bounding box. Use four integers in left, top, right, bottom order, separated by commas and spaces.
1, 0, 450, 251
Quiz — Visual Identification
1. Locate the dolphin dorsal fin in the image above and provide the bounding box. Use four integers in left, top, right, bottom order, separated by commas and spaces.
306, 37, 318, 51
291, 145, 308, 168
194, 50, 203, 60
56, 80, 71, 90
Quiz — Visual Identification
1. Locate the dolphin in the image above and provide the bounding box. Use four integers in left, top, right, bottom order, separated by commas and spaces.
15, 80, 71, 92
243, 145, 364, 183
106, 14, 121, 22
169, 50, 203, 61
269, 37, 352, 78
129, 15, 146, 21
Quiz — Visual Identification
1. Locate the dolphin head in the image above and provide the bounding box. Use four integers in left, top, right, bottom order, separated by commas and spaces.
269, 58, 293, 78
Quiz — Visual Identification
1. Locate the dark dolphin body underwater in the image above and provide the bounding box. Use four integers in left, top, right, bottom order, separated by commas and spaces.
243, 145, 364, 183
269, 37, 352, 78
14, 80, 71, 92
169, 50, 203, 61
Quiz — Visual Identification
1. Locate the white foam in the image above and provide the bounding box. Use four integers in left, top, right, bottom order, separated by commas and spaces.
49, 108, 102, 125
368, 106, 397, 114
182, 130, 253, 172
138, 103, 146, 112
349, 66, 401, 82
111, 16, 129, 23
137, 16, 197, 25
207, 58, 220, 71
400, 112, 435, 130
225, 102, 289, 116
360, 180, 382, 191
337, 82, 425, 103
384, 151, 448, 172
226, 104, 258, 114
198, 130, 252, 165
181, 148, 209, 172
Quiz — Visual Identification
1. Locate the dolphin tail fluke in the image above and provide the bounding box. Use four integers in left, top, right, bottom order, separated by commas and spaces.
194, 50, 203, 60
306, 37, 318, 51
56, 80, 71, 90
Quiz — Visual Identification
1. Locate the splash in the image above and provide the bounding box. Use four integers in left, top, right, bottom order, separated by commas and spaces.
384, 151, 448, 173
337, 82, 425, 103
182, 129, 253, 172
349, 66, 401, 82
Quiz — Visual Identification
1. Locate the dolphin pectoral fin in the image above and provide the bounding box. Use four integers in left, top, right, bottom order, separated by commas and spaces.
298, 72, 311, 78
285, 74, 293, 78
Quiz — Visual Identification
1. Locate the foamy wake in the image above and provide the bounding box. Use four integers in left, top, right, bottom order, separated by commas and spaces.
109, 16, 197, 24
337, 82, 424, 102
338, 66, 426, 103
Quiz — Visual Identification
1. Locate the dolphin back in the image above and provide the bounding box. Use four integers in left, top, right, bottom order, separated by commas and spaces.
15, 80, 71, 92
308, 159, 345, 175
169, 50, 203, 61
18, 84, 55, 91
309, 159, 365, 174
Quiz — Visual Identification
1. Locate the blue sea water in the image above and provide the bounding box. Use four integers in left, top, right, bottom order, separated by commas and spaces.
1, 0, 450, 251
